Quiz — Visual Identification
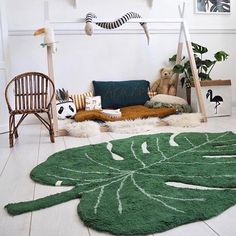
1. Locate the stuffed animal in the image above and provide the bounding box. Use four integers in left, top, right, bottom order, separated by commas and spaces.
151, 68, 177, 96
85, 12, 150, 44
34, 27, 57, 53
56, 89, 76, 120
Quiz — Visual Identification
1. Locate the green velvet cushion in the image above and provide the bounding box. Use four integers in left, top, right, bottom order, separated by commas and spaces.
93, 80, 150, 109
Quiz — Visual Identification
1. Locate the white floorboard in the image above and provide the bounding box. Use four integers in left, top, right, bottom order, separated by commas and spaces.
0, 125, 41, 236
30, 129, 90, 236
1, 109, 236, 236
204, 205, 236, 236
153, 221, 219, 236
0, 132, 12, 174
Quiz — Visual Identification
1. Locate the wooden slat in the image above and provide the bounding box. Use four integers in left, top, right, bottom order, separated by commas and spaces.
41, 75, 45, 108
18, 79, 22, 110
22, 77, 26, 110
45, 79, 48, 108
25, 75, 29, 110
37, 75, 40, 109
29, 75, 33, 110
15, 92, 47, 96
14, 80, 18, 110
34, 75, 37, 109
191, 80, 231, 87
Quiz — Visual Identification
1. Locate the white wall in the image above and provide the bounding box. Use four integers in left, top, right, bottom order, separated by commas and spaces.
0, 0, 9, 132
6, 0, 236, 105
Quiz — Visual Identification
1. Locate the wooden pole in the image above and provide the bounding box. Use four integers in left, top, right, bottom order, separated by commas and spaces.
182, 21, 207, 122
173, 3, 185, 92
44, 0, 67, 136
47, 46, 59, 136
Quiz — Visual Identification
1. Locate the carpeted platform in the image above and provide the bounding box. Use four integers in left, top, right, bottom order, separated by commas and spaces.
5, 132, 236, 235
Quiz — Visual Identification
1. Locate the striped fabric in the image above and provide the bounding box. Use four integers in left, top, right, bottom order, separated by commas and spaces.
148, 91, 158, 98
85, 12, 145, 29
70, 92, 93, 111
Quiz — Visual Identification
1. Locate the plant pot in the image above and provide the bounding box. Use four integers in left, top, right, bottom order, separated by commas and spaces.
186, 87, 191, 105
190, 80, 232, 117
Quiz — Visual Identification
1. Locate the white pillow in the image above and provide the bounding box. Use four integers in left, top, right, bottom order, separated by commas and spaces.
85, 96, 102, 110
151, 94, 187, 105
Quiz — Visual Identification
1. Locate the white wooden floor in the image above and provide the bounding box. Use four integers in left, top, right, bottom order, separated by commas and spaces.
1, 109, 236, 236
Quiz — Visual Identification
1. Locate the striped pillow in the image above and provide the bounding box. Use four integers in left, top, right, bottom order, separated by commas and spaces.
70, 92, 93, 110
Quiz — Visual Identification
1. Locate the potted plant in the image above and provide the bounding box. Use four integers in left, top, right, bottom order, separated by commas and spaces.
169, 42, 229, 88
169, 43, 231, 117
169, 43, 229, 103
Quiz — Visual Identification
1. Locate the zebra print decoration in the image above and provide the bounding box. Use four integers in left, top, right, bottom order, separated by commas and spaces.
85, 12, 150, 44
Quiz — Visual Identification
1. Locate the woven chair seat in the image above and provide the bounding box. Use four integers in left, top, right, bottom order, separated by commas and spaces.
11, 108, 49, 115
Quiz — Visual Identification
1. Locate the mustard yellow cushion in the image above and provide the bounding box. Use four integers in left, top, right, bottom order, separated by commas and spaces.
74, 105, 176, 122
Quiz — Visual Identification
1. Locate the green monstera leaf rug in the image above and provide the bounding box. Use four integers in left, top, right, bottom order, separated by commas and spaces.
5, 132, 236, 235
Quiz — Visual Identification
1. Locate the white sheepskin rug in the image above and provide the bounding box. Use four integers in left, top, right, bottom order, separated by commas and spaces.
59, 119, 101, 137
106, 117, 161, 134
58, 113, 203, 137
162, 113, 203, 127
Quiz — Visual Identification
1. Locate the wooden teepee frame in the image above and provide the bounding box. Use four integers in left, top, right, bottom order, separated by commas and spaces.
43, 1, 207, 136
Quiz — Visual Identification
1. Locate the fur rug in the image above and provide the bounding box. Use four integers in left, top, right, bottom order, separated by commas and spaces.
59, 120, 101, 137
106, 117, 161, 134
60, 113, 202, 137
162, 113, 203, 127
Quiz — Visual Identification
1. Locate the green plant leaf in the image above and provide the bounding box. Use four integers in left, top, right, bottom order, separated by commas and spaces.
173, 64, 184, 73
202, 59, 215, 67
194, 56, 203, 69
184, 60, 191, 71
202, 65, 208, 72
169, 54, 177, 62
192, 42, 208, 55
198, 72, 211, 80
210, 0, 230, 12
214, 51, 229, 61
5, 132, 236, 235
186, 66, 193, 77
169, 55, 185, 63
40, 43, 47, 48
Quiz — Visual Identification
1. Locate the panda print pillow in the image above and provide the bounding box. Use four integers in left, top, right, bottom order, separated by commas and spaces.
56, 88, 76, 119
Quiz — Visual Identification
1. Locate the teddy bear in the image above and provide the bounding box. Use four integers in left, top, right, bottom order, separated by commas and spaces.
151, 67, 177, 96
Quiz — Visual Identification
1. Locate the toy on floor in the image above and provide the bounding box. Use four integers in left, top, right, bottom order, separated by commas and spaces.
85, 12, 150, 44
56, 89, 76, 120
34, 27, 57, 53
151, 68, 177, 96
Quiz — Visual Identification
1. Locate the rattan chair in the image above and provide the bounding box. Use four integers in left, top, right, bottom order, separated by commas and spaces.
5, 72, 55, 147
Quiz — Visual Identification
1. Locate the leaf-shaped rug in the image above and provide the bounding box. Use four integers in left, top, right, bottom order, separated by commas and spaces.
5, 132, 236, 235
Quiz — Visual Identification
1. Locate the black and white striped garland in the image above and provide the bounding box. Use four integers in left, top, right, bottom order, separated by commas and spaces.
85, 12, 150, 44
